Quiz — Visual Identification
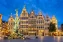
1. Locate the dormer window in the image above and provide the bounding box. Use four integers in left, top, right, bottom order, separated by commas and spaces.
39, 17, 41, 19
46, 19, 49, 22
31, 16, 34, 18
11, 19, 12, 20
32, 16, 33, 18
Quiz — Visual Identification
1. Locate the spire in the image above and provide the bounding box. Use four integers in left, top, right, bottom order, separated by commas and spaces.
31, 10, 34, 14
46, 14, 49, 18
51, 15, 57, 23
52, 15, 56, 19
38, 11, 42, 16
23, 5, 26, 11
20, 5, 28, 17
10, 13, 12, 17
15, 9, 18, 16
30, 10, 35, 17
38, 10, 44, 17
8, 13, 14, 22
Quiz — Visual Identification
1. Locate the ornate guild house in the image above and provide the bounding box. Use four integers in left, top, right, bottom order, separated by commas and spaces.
0, 6, 58, 36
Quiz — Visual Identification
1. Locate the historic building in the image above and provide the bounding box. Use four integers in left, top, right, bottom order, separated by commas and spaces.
8, 6, 58, 36
8, 13, 14, 31
29, 10, 36, 28
36, 12, 45, 29
28, 10, 37, 35
0, 14, 2, 30
45, 15, 50, 29
20, 6, 28, 29
0, 14, 2, 25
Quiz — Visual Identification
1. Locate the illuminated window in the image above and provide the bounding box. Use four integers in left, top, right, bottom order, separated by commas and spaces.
37, 27, 38, 28
26, 21, 28, 23
41, 26, 42, 28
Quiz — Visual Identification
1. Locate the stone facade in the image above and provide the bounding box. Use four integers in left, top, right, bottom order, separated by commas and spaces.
8, 6, 58, 36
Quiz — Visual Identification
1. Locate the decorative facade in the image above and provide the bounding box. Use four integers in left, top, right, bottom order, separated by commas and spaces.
45, 15, 50, 29
20, 6, 28, 29
8, 13, 14, 30
29, 10, 36, 28
8, 6, 58, 36
36, 12, 45, 29
0, 14, 2, 25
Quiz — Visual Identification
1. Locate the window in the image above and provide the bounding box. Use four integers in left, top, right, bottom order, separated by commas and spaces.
19, 22, 20, 25
39, 21, 40, 24
39, 17, 41, 19
31, 16, 34, 18
42, 21, 44, 23
39, 27, 40, 28
46, 20, 49, 22
21, 17, 28, 20
37, 27, 38, 28
42, 26, 44, 28
41, 26, 42, 28
37, 21, 38, 24
21, 21, 23, 24
26, 21, 28, 24
11, 23, 12, 25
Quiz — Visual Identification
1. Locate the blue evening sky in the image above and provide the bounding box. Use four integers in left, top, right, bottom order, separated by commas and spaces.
0, 0, 63, 27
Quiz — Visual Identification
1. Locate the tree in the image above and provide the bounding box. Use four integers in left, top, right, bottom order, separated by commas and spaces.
48, 22, 56, 32
61, 24, 63, 31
